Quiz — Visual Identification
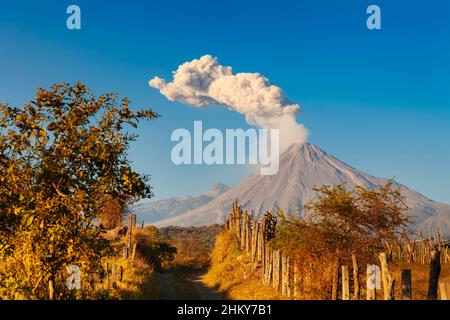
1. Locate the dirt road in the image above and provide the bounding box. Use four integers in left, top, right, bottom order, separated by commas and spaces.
156, 268, 224, 300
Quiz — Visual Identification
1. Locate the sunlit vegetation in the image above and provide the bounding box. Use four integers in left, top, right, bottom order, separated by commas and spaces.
271, 181, 412, 299
134, 226, 177, 272
0, 83, 158, 299
204, 230, 282, 300
0, 83, 446, 301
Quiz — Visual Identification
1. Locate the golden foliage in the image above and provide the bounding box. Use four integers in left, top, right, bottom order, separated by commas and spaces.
0, 83, 158, 299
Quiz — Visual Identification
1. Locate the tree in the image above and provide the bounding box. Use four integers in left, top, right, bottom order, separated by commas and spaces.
304, 180, 412, 260
0, 82, 158, 299
99, 195, 126, 230
277, 181, 411, 261
274, 181, 412, 299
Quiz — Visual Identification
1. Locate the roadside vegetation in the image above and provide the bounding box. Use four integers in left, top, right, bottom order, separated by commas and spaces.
0, 83, 158, 299
205, 230, 282, 300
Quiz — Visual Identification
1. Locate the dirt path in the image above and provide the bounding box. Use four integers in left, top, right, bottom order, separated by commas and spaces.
157, 272, 177, 300
156, 268, 224, 300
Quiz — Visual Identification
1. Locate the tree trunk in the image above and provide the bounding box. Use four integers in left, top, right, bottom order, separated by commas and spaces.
401, 269, 412, 300
341, 265, 350, 300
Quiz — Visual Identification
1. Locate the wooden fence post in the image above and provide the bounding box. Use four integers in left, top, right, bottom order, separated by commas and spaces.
131, 243, 137, 261
342, 265, 350, 300
428, 247, 441, 300
237, 206, 242, 239
257, 223, 263, 264
435, 227, 442, 251
331, 258, 340, 300
419, 231, 425, 264
401, 269, 412, 300
263, 244, 268, 282
411, 239, 416, 263
246, 213, 251, 253
251, 222, 259, 262
262, 237, 266, 273
264, 246, 273, 286
48, 279, 55, 300
351, 254, 359, 300
440, 282, 450, 300
281, 254, 291, 296
272, 250, 282, 292
127, 214, 133, 251
241, 210, 246, 250
379, 252, 395, 300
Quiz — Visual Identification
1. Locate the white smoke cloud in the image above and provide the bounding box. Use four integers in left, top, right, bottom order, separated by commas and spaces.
149, 55, 308, 151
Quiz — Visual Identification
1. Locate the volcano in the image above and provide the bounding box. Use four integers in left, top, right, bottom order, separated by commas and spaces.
147, 143, 450, 237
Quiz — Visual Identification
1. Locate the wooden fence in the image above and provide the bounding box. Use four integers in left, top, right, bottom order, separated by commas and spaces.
94, 213, 139, 290
225, 201, 450, 300
385, 230, 450, 265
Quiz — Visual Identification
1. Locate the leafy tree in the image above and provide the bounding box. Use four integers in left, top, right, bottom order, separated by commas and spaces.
274, 181, 412, 298
0, 83, 158, 299
277, 181, 411, 261
99, 195, 127, 230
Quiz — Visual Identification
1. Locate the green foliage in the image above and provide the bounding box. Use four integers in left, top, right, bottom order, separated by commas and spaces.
0, 83, 158, 299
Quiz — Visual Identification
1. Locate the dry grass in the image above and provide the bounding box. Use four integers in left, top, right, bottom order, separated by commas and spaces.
98, 228, 162, 300
204, 230, 283, 300
111, 256, 160, 299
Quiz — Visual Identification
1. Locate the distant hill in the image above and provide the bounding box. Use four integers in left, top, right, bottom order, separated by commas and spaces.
131, 183, 230, 225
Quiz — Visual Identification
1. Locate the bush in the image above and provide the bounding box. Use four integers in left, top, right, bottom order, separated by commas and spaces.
273, 181, 412, 299
134, 226, 176, 271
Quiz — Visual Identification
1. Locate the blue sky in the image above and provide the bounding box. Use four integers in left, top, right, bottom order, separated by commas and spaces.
1, 0, 449, 203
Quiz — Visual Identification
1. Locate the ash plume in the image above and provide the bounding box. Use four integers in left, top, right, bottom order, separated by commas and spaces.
149, 55, 308, 151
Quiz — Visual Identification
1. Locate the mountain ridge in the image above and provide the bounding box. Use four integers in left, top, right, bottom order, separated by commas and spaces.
132, 183, 231, 224
144, 143, 450, 236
